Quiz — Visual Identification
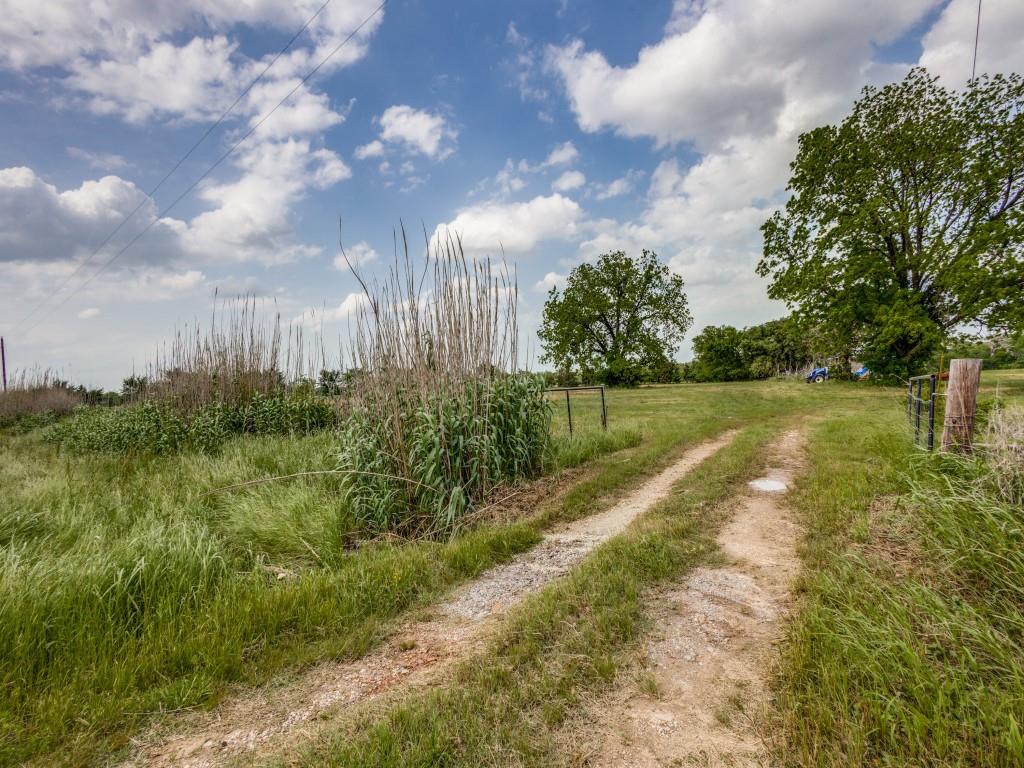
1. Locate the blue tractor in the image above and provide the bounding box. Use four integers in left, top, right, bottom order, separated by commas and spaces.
806, 364, 871, 383
806, 365, 829, 383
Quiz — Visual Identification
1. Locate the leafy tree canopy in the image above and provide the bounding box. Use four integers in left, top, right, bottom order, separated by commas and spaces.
689, 325, 748, 382
758, 68, 1024, 377
539, 250, 691, 386
686, 316, 814, 382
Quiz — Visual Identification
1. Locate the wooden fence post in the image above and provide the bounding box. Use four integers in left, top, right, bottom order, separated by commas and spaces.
941, 358, 982, 453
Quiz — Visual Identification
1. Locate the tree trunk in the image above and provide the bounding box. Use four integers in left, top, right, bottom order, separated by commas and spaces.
940, 358, 982, 453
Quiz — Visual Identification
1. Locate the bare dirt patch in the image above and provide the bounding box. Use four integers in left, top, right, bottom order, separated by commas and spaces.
565, 427, 805, 768
444, 431, 738, 621
120, 431, 738, 768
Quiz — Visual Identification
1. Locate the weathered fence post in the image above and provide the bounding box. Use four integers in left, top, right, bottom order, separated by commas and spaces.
565, 388, 573, 436
927, 374, 937, 451
941, 358, 982, 453
915, 378, 923, 440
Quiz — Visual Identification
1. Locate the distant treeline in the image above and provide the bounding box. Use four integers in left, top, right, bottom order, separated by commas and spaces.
542, 318, 1024, 388
682, 316, 813, 382
542, 316, 812, 386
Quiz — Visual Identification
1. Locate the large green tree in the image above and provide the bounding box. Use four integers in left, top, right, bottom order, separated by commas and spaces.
685, 316, 813, 382
688, 325, 748, 382
539, 250, 691, 386
758, 68, 1024, 377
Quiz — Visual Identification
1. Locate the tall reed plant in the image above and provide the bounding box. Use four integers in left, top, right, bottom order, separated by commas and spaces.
980, 404, 1024, 505
0, 369, 82, 429
48, 296, 338, 454
336, 231, 551, 536
148, 294, 316, 415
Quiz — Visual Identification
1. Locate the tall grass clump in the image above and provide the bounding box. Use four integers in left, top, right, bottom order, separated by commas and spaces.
779, 405, 1024, 767
47, 297, 338, 454
336, 232, 551, 536
909, 405, 1024, 608
0, 369, 82, 431
147, 294, 314, 415
980, 403, 1024, 505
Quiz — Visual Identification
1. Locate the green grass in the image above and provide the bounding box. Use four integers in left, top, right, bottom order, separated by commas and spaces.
0, 378, 886, 765
291, 422, 782, 767
0, 376, 831, 765
776, 371, 1024, 767
274, 371, 1024, 768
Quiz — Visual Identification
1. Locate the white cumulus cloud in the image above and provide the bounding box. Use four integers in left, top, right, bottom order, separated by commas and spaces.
595, 169, 644, 200
534, 271, 568, 293
183, 139, 351, 265
547, 0, 959, 348
541, 141, 579, 167
435, 194, 584, 255
549, 0, 938, 150
0, 0, 385, 72
377, 105, 457, 159
919, 0, 1024, 84
333, 241, 379, 270
552, 170, 586, 192
158, 270, 205, 290
293, 291, 370, 327
354, 140, 385, 159
66, 147, 131, 172
0, 166, 182, 265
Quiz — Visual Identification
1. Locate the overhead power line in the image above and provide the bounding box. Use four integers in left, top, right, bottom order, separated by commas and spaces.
971, 0, 982, 81
22, 0, 387, 333
11, 0, 376, 334
11, 0, 333, 333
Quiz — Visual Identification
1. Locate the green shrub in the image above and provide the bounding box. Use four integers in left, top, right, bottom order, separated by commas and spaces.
0, 409, 71, 435
337, 375, 551, 535
47, 391, 337, 455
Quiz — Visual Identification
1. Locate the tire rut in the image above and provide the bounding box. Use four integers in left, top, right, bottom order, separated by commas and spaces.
567, 426, 805, 768
120, 430, 740, 768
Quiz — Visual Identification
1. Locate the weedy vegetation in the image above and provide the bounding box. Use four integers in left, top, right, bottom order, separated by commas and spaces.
2, 234, 684, 766
337, 234, 550, 536
0, 373, 824, 766
777, 385, 1024, 767
0, 368, 83, 433
46, 297, 338, 455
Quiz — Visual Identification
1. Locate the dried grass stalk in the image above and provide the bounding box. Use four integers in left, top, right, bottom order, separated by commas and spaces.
147, 295, 320, 414
337, 228, 549, 535
0, 368, 82, 420
982, 405, 1024, 504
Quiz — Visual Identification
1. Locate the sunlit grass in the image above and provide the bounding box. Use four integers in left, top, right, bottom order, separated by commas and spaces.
776, 374, 1024, 767
0, 377, 900, 765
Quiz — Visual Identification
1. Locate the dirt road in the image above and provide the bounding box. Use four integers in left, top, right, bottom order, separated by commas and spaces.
567, 427, 804, 767
123, 430, 740, 768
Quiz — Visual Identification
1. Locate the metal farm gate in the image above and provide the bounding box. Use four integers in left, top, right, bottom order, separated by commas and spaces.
545, 385, 607, 436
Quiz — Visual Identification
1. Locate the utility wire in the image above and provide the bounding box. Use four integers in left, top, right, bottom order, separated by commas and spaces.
9, 0, 337, 334
971, 0, 982, 81
22, 0, 387, 335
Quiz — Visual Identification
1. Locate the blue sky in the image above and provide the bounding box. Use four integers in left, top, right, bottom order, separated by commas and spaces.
1, 0, 1022, 387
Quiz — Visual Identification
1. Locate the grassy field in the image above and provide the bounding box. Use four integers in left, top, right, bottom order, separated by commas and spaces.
777, 369, 1024, 767
278, 372, 1023, 767
3, 374, 1021, 766
1, 378, 844, 765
